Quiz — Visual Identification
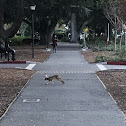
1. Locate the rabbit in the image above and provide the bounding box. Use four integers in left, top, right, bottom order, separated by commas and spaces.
44, 73, 64, 84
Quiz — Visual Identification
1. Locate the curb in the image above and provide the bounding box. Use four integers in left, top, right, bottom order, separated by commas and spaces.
107, 61, 126, 65
0, 61, 26, 64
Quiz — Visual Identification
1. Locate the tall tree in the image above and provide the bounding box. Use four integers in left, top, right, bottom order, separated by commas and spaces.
104, 0, 126, 50
69, 0, 108, 43
23, 0, 63, 45
0, 0, 24, 44
0, 0, 109, 46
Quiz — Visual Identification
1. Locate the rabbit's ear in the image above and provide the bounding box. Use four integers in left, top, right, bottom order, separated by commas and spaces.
44, 73, 48, 78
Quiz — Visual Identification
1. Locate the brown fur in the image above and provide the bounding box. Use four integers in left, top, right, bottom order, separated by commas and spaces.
45, 75, 64, 84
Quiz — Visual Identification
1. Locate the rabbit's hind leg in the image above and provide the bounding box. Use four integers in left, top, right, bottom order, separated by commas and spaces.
58, 78, 64, 84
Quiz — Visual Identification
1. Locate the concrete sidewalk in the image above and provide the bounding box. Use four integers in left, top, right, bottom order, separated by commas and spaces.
0, 43, 126, 126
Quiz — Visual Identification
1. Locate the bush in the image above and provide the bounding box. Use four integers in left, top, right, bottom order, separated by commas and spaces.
105, 44, 115, 51
114, 47, 126, 61
11, 36, 25, 45
87, 36, 116, 52
59, 36, 70, 42
95, 55, 110, 63
87, 37, 107, 51
24, 26, 32, 37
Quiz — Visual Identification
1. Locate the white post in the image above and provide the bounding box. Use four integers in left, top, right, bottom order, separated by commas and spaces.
108, 23, 109, 41
123, 24, 126, 50
115, 17, 117, 51
107, 23, 109, 46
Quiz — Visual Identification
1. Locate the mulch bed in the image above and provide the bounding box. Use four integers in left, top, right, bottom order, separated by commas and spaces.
0, 47, 126, 119
83, 50, 126, 116
14, 46, 51, 62
0, 68, 36, 118
96, 70, 126, 116
0, 45, 51, 62
0, 45, 51, 119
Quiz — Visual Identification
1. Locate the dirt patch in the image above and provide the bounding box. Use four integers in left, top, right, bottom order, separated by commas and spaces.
0, 68, 36, 118
0, 45, 51, 62
0, 45, 51, 119
82, 50, 126, 116
0, 47, 126, 119
96, 70, 126, 116
14, 46, 51, 62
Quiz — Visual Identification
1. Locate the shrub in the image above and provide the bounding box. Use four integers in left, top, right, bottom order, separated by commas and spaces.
59, 36, 70, 42
24, 26, 32, 37
87, 36, 116, 52
105, 44, 115, 51
87, 37, 107, 51
11, 36, 25, 45
114, 47, 126, 61
95, 55, 110, 63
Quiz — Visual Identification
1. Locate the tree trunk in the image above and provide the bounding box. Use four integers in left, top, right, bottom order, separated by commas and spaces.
119, 28, 123, 50
41, 30, 52, 47
40, 32, 47, 45
114, 17, 117, 51
0, 0, 6, 42
46, 28, 52, 48
0, 0, 24, 45
70, 13, 77, 43
115, 30, 117, 51
6, 0, 24, 38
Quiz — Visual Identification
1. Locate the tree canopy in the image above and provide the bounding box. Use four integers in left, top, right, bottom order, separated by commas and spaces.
0, 0, 109, 45
0, 0, 24, 43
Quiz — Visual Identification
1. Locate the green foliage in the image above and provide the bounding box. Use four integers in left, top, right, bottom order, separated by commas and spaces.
95, 55, 110, 62
11, 36, 25, 45
59, 36, 70, 42
91, 44, 115, 52
87, 36, 116, 52
90, 38, 126, 62
24, 26, 32, 37
55, 28, 66, 35
105, 44, 115, 51
58, 19, 64, 27
87, 36, 107, 51
1, 0, 108, 45
114, 47, 126, 61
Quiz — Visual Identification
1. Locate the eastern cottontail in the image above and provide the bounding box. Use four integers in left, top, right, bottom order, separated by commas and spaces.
45, 74, 64, 84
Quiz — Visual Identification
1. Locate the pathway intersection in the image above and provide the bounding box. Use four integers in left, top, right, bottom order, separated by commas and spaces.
0, 42, 126, 126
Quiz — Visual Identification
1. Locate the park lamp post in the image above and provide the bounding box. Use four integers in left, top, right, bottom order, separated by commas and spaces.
30, 4, 36, 58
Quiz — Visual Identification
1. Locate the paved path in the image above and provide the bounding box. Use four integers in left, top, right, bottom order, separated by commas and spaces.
0, 43, 126, 126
